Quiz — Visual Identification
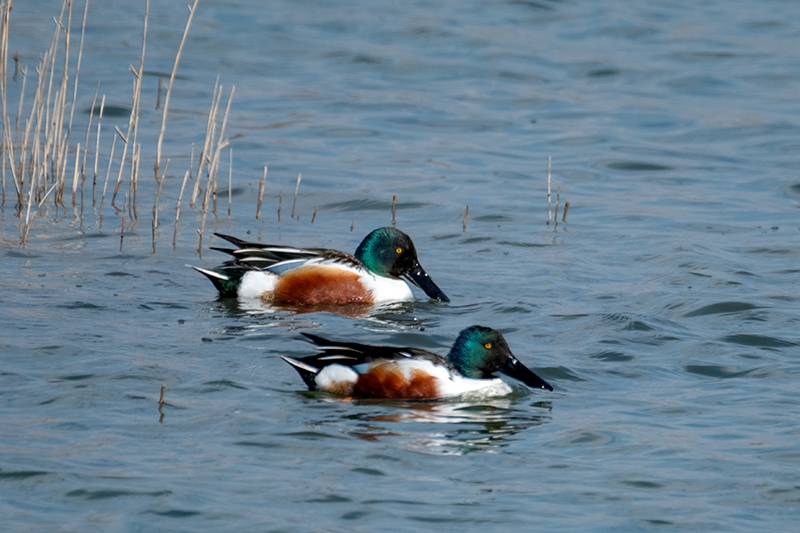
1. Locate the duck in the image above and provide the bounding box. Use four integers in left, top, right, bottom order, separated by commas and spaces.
281, 326, 553, 399
191, 227, 449, 305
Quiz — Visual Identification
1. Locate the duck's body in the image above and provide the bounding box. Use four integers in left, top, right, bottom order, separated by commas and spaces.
281, 326, 553, 399
192, 228, 448, 305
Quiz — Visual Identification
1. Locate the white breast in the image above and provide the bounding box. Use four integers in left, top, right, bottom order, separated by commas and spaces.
238, 270, 277, 298
314, 364, 359, 395
358, 273, 413, 303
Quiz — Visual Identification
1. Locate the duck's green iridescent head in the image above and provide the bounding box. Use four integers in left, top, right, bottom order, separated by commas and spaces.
447, 326, 553, 390
354, 227, 449, 302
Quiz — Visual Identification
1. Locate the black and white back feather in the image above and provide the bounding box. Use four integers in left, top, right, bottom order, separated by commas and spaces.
212, 233, 363, 271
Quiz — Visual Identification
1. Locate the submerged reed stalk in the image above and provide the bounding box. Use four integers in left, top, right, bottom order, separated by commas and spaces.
391, 194, 396, 226
311, 206, 317, 224
463, 205, 469, 232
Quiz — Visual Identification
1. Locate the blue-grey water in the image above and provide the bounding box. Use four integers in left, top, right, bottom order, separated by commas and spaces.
2, 0, 800, 530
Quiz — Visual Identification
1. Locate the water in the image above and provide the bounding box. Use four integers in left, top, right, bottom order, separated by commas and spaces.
2, 0, 800, 530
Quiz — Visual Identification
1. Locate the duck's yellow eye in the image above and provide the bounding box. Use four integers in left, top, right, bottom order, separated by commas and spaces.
484, 343, 492, 349
396, 247, 402, 254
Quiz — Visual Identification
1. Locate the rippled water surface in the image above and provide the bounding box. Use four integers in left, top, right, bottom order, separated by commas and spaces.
2, 0, 800, 530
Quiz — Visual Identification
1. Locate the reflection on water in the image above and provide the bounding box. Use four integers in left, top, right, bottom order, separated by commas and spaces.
207, 296, 438, 333
337, 396, 552, 455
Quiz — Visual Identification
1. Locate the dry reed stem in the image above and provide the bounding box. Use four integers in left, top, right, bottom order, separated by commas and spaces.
70, 142, 80, 204
173, 168, 190, 249
53, 1, 71, 207
554, 185, 560, 228
64, 0, 88, 159
350, 220, 354, 232
197, 79, 228, 257
14, 63, 26, 138
98, 131, 118, 228
79, 86, 98, 208
128, 145, 140, 221
391, 194, 396, 226
256, 166, 266, 219
191, 79, 222, 209
155, 0, 199, 181
227, 148, 232, 216
1, 0, 11, 202
311, 206, 317, 224
27, 61, 45, 203
277, 190, 282, 221
206, 85, 235, 216
463, 205, 469, 232
40, 8, 64, 203
14, 64, 27, 152
21, 180, 58, 244
111, 0, 147, 215
151, 156, 168, 252
10, 65, 27, 205
119, 192, 125, 252
19, 4, 67, 244
2, 115, 18, 202
562, 200, 570, 222
127, 0, 149, 219
111, 125, 127, 206
92, 94, 105, 206
290, 172, 301, 219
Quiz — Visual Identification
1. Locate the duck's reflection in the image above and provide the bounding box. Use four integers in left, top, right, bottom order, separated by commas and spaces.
207, 296, 436, 333
337, 396, 552, 455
